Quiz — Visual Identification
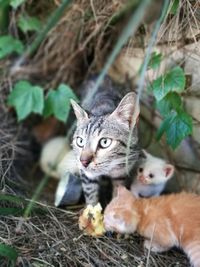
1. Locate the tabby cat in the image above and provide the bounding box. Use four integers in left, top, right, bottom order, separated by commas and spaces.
71, 76, 141, 205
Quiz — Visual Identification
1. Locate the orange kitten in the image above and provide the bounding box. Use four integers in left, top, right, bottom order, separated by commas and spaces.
104, 186, 200, 267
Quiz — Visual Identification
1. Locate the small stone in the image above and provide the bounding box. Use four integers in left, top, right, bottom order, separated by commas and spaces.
38, 245, 45, 252
60, 247, 66, 252
121, 254, 128, 260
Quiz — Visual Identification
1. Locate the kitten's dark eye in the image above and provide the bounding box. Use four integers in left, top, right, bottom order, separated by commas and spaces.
99, 138, 112, 148
76, 137, 85, 148
139, 167, 143, 173
149, 173, 154, 178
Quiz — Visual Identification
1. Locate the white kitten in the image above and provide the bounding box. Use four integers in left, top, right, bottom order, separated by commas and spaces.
131, 150, 174, 198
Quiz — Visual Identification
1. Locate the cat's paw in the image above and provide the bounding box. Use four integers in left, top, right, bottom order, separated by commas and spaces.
144, 240, 166, 253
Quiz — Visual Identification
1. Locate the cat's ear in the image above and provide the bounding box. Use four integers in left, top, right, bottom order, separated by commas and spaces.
110, 92, 140, 128
70, 99, 88, 123
117, 185, 128, 196
164, 164, 174, 179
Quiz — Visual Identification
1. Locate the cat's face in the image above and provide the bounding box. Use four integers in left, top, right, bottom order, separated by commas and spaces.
104, 186, 139, 234
71, 93, 140, 178
136, 153, 174, 185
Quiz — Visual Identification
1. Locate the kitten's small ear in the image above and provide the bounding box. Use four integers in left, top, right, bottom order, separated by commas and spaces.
110, 92, 140, 128
117, 185, 136, 200
117, 185, 127, 196
164, 164, 174, 179
70, 99, 88, 122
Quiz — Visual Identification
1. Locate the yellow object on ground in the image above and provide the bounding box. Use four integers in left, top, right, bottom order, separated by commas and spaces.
79, 203, 105, 237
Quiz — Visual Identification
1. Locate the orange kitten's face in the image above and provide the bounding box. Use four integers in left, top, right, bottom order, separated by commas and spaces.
104, 186, 139, 234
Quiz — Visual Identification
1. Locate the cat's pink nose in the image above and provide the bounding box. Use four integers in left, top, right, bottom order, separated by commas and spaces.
139, 175, 145, 183
81, 159, 91, 167
80, 154, 93, 167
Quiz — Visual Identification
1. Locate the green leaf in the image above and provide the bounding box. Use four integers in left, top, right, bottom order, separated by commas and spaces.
17, 15, 42, 33
148, 52, 162, 70
169, 0, 179, 15
7, 80, 44, 121
0, 0, 10, 32
10, 0, 25, 9
0, 207, 25, 216
156, 111, 176, 141
0, 244, 18, 261
156, 111, 193, 149
0, 194, 47, 216
0, 35, 24, 59
0, 194, 27, 204
156, 92, 182, 116
44, 84, 78, 122
149, 66, 185, 101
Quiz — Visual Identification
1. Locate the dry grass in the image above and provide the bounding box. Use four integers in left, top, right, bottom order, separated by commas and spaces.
10, 0, 200, 91
0, 81, 31, 194
12, 0, 127, 88
0, 203, 189, 267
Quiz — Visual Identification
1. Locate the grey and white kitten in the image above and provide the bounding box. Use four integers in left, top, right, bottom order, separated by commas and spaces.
71, 76, 141, 205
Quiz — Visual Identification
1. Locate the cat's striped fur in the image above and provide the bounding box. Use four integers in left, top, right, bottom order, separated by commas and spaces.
71, 76, 141, 205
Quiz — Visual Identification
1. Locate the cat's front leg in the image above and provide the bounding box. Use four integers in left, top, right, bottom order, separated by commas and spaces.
80, 173, 100, 205
144, 239, 169, 253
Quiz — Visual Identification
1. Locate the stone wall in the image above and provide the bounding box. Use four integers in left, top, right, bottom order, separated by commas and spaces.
108, 37, 200, 193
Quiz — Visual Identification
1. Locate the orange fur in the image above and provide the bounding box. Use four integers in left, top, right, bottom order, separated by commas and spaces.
104, 186, 200, 267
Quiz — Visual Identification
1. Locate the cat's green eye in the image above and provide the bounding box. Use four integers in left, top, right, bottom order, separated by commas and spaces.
99, 138, 112, 149
76, 137, 85, 148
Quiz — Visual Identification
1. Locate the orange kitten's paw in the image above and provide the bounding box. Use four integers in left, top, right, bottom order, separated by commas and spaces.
144, 240, 167, 253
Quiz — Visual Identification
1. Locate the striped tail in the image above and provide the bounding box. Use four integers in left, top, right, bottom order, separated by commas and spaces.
183, 241, 200, 267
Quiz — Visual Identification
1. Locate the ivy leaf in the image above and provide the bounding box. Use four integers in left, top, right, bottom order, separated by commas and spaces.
17, 15, 42, 33
149, 66, 185, 101
156, 111, 193, 149
7, 80, 44, 121
10, 0, 25, 9
156, 92, 182, 116
148, 52, 162, 70
0, 0, 10, 32
0, 35, 24, 59
156, 112, 175, 141
44, 84, 78, 122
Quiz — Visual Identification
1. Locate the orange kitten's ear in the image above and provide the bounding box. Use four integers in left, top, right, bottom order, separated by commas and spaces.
70, 99, 88, 123
117, 185, 127, 196
117, 186, 136, 200
164, 164, 174, 179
